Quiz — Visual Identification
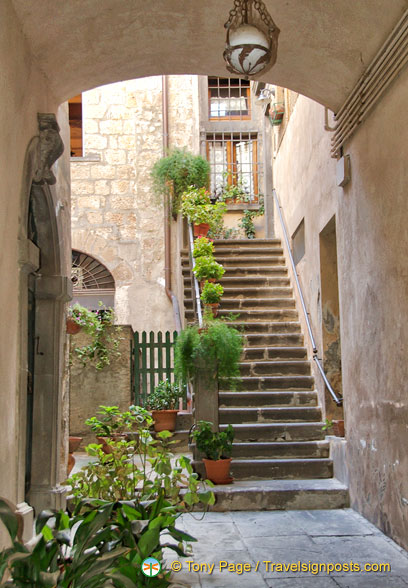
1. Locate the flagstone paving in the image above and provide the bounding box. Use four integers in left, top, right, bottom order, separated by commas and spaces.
166, 509, 408, 587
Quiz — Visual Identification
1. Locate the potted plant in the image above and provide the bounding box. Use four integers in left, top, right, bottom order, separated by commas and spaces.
85, 404, 149, 453
193, 255, 225, 287
147, 379, 184, 432
174, 319, 243, 389
151, 148, 210, 218
181, 187, 227, 237
193, 236, 215, 258
67, 436, 83, 476
200, 281, 224, 317
191, 420, 235, 484
322, 417, 345, 437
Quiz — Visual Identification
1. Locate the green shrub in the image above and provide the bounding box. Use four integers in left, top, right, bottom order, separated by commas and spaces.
147, 379, 183, 410
200, 281, 224, 304
193, 256, 225, 281
151, 148, 210, 217
193, 236, 215, 258
191, 420, 235, 460
181, 187, 227, 230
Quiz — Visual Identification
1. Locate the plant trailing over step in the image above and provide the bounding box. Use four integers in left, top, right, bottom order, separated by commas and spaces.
200, 281, 224, 304
174, 319, 243, 389
151, 148, 210, 217
193, 236, 215, 258
193, 256, 225, 282
191, 420, 234, 461
69, 303, 122, 370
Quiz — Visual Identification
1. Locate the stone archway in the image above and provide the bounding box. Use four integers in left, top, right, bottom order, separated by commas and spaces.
16, 115, 70, 526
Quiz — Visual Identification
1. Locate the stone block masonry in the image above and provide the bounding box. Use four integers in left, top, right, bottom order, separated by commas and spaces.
71, 76, 199, 332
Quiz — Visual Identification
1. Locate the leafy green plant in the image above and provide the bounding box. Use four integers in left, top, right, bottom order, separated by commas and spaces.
85, 405, 151, 437
174, 320, 243, 388
200, 281, 224, 304
238, 195, 265, 239
215, 176, 249, 203
69, 303, 122, 370
151, 148, 210, 217
181, 187, 227, 230
322, 417, 333, 431
0, 497, 200, 587
192, 236, 214, 258
193, 256, 225, 281
191, 421, 234, 461
147, 380, 183, 410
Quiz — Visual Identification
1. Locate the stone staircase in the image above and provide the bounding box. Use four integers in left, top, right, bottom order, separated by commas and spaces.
181, 238, 348, 510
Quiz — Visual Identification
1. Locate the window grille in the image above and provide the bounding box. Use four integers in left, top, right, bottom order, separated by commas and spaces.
71, 250, 115, 291
208, 77, 251, 120
205, 132, 261, 203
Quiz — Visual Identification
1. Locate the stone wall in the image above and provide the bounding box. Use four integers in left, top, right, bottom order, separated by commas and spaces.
71, 76, 199, 332
273, 76, 408, 550
69, 326, 134, 445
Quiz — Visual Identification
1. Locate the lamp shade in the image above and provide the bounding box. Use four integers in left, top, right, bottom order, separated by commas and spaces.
224, 24, 271, 76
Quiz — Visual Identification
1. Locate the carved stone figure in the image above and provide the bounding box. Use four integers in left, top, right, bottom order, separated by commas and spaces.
33, 113, 64, 185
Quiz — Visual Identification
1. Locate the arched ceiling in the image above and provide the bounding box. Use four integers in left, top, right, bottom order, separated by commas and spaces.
10, 0, 408, 111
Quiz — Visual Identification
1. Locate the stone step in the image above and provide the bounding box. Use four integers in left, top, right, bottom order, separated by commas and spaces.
229, 321, 302, 334
181, 255, 287, 267
184, 297, 296, 310
220, 422, 325, 442
183, 276, 292, 289
242, 346, 307, 360
212, 238, 282, 246
194, 458, 333, 480
211, 246, 284, 256
182, 266, 288, 278
186, 309, 299, 322
219, 406, 322, 424
198, 478, 350, 512
229, 458, 333, 480
230, 440, 329, 459
222, 286, 294, 298
219, 390, 318, 407
244, 333, 304, 347
220, 375, 314, 391
239, 360, 311, 377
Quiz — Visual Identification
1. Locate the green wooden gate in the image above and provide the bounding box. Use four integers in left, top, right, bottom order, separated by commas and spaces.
133, 331, 186, 408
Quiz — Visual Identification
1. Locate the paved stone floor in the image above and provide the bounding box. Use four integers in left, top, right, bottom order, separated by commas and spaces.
166, 509, 408, 587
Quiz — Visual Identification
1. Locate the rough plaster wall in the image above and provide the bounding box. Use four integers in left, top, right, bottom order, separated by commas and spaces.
69, 327, 133, 445
273, 78, 408, 549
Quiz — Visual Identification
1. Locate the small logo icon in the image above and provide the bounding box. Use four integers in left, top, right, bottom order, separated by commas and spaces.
141, 557, 161, 577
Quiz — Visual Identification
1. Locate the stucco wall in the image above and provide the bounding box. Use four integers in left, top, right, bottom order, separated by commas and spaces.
273, 78, 408, 549
0, 0, 71, 544
71, 76, 199, 332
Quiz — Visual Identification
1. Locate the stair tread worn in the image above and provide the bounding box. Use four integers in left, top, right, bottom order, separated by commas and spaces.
182, 237, 346, 505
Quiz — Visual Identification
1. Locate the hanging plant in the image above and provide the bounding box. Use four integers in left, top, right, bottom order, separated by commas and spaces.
68, 303, 122, 370
151, 148, 210, 218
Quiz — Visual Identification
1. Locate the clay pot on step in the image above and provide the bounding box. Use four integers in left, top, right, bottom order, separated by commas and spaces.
66, 318, 81, 335
332, 419, 345, 437
193, 223, 210, 238
67, 436, 82, 476
151, 409, 178, 432
202, 457, 232, 484
204, 302, 219, 317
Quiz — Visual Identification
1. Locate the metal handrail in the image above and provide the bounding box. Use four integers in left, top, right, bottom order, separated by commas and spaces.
272, 189, 343, 407
188, 223, 203, 328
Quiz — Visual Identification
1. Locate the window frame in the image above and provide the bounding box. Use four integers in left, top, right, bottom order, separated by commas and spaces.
208, 77, 251, 121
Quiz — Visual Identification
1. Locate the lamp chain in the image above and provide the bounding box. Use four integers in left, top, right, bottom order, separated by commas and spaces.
224, 0, 276, 34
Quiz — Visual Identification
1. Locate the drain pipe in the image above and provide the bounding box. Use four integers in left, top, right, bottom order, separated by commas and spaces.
162, 75, 182, 332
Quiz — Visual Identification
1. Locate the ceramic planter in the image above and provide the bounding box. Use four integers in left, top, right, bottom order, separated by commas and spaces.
67, 436, 82, 476
151, 409, 178, 432
193, 222, 210, 238
66, 317, 81, 335
202, 457, 232, 484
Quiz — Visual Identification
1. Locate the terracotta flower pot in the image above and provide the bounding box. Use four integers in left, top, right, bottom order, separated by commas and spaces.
200, 278, 216, 289
204, 302, 219, 317
96, 434, 127, 454
332, 420, 345, 437
66, 317, 81, 335
193, 223, 210, 238
151, 409, 178, 432
203, 457, 233, 484
67, 436, 83, 476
